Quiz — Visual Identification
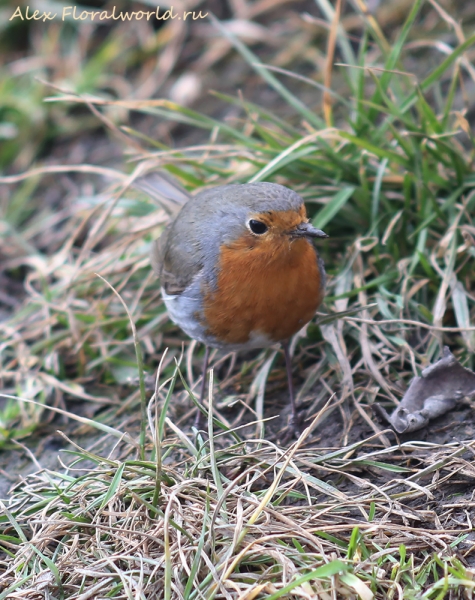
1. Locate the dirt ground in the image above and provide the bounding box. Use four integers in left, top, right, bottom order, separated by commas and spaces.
2, 362, 474, 499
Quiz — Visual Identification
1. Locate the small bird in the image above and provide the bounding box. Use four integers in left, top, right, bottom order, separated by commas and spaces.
144, 175, 328, 436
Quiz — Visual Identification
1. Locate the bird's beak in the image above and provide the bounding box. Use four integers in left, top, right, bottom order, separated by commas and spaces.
290, 222, 329, 239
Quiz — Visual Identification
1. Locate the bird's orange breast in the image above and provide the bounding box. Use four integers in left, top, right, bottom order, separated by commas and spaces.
202, 232, 324, 346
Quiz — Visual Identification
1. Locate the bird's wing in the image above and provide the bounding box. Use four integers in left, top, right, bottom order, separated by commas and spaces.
150, 225, 170, 276
151, 202, 206, 297
140, 172, 202, 295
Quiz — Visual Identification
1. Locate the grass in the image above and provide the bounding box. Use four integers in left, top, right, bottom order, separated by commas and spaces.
2, 401, 475, 598
1, 0, 475, 597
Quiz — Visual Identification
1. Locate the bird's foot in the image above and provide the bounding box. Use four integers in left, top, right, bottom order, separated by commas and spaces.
194, 409, 205, 431
279, 411, 305, 445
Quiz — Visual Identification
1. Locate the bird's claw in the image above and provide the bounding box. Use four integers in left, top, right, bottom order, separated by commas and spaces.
279, 412, 304, 444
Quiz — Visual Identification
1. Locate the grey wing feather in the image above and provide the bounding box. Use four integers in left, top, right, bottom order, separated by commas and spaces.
151, 224, 191, 295
150, 224, 169, 276
144, 172, 202, 295
152, 215, 205, 297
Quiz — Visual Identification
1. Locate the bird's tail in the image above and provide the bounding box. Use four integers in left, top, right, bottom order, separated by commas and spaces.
133, 171, 191, 215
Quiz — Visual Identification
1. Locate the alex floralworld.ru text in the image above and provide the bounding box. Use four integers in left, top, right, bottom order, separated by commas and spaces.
10, 5, 208, 22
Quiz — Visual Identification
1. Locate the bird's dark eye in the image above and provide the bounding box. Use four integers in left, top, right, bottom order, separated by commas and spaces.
248, 219, 268, 235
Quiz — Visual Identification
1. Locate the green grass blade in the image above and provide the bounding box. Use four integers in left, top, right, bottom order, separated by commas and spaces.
312, 186, 356, 229
209, 13, 325, 129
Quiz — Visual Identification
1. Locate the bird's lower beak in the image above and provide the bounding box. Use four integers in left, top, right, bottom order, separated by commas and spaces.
291, 222, 329, 239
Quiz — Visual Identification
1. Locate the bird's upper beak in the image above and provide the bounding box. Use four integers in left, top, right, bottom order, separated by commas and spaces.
290, 222, 329, 239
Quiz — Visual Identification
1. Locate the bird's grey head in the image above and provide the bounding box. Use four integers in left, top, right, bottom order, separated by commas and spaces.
191, 182, 326, 244
172, 182, 327, 288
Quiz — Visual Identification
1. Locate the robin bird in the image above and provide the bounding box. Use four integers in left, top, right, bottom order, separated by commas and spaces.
141, 174, 328, 436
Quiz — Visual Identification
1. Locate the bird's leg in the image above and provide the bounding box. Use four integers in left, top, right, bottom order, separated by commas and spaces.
282, 341, 302, 440
194, 346, 210, 430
